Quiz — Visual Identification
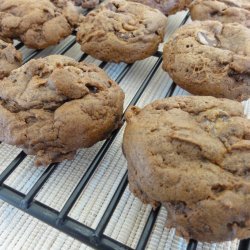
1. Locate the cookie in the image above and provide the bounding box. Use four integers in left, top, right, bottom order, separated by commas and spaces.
163, 21, 250, 101
123, 96, 250, 243
0, 0, 79, 49
0, 40, 22, 80
77, 0, 167, 63
0, 55, 124, 166
189, 0, 250, 28
128, 0, 192, 16
74, 0, 99, 9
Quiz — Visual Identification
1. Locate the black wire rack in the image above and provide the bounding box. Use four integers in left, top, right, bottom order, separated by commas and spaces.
0, 9, 250, 250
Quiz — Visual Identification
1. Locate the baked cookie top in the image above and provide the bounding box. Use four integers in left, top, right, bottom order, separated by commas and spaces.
128, 0, 192, 16
0, 0, 79, 49
0, 40, 22, 80
189, 0, 250, 28
0, 55, 124, 166
77, 0, 167, 63
163, 21, 250, 101
123, 96, 250, 242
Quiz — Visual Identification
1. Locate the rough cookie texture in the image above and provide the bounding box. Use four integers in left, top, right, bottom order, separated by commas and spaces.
77, 0, 167, 63
0, 55, 124, 166
0, 0, 79, 49
123, 96, 250, 243
0, 40, 22, 80
128, 0, 192, 16
163, 21, 250, 101
189, 0, 250, 28
74, 0, 99, 9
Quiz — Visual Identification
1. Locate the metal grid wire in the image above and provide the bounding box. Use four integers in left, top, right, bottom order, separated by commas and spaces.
0, 8, 250, 250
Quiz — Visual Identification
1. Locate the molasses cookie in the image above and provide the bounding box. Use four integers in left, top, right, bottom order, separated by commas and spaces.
77, 0, 167, 63
123, 96, 250, 242
0, 40, 22, 80
0, 0, 79, 49
163, 21, 250, 101
189, 0, 250, 28
0, 55, 124, 166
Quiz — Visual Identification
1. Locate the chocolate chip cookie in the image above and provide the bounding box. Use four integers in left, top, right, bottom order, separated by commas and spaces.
0, 40, 22, 80
128, 0, 192, 16
0, 55, 124, 166
123, 96, 250, 243
77, 0, 167, 63
163, 21, 250, 101
0, 0, 79, 49
189, 0, 250, 28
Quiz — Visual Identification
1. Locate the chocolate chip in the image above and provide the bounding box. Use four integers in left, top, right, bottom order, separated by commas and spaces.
210, 11, 219, 16
228, 70, 247, 82
74, 0, 82, 6
86, 83, 99, 93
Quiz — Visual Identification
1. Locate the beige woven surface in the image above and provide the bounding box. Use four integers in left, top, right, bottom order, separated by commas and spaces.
0, 10, 249, 250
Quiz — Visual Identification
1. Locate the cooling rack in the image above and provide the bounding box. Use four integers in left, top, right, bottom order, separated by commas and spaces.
0, 8, 250, 250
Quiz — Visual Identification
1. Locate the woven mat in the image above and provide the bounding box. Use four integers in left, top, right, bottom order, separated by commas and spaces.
0, 10, 250, 250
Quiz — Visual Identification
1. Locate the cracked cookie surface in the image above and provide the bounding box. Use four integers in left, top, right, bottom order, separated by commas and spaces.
0, 40, 22, 80
128, 0, 192, 16
123, 96, 250, 242
0, 55, 124, 166
0, 0, 79, 49
163, 21, 250, 101
189, 0, 250, 28
77, 0, 167, 63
